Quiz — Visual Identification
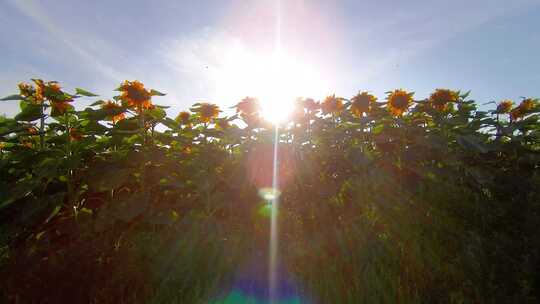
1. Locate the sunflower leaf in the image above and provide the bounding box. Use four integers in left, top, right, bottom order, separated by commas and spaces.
75, 88, 99, 97
150, 89, 166, 96
1, 94, 24, 101
15, 103, 42, 121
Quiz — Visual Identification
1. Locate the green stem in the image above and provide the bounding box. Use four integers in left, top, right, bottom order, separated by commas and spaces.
39, 102, 45, 150
138, 110, 147, 194
65, 112, 74, 207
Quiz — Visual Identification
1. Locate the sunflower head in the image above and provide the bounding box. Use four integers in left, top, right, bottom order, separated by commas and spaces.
387, 89, 414, 116
69, 128, 83, 141
21, 140, 33, 149
496, 100, 513, 114
175, 111, 191, 125
44, 82, 62, 98
18, 82, 35, 98
0, 142, 5, 151
216, 119, 230, 130
118, 80, 152, 111
302, 98, 319, 113
50, 100, 72, 116
194, 102, 220, 123
520, 98, 535, 111
235, 97, 260, 116
429, 89, 458, 111
351, 92, 377, 117
510, 98, 537, 121
27, 127, 38, 135
321, 94, 344, 115
101, 100, 126, 123
31, 79, 45, 103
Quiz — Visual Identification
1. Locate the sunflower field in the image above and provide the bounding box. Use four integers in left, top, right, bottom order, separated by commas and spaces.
1, 80, 540, 303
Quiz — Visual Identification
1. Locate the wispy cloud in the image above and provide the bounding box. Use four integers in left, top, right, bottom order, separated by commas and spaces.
8, 0, 127, 83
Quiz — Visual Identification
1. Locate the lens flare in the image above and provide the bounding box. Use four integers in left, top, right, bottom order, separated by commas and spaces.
259, 187, 281, 201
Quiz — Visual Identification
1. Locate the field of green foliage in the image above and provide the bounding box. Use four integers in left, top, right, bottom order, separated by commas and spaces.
1, 79, 539, 303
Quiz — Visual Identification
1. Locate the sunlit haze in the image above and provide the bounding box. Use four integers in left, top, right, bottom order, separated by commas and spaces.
2, 0, 539, 118
214, 48, 325, 123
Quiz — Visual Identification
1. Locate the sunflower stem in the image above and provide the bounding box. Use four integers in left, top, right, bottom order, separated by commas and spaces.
39, 102, 45, 150
64, 112, 74, 208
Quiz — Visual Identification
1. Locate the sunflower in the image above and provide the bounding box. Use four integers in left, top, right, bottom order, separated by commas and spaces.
18, 82, 35, 98
496, 100, 513, 114
118, 80, 152, 111
386, 89, 414, 116
0, 142, 6, 151
321, 94, 343, 115
429, 89, 458, 111
510, 98, 536, 121
216, 119, 230, 130
302, 98, 319, 113
21, 141, 33, 149
69, 128, 83, 141
236, 97, 260, 116
351, 92, 377, 117
50, 100, 72, 116
27, 127, 38, 135
44, 82, 63, 100
520, 98, 535, 111
196, 103, 220, 123
102, 100, 126, 123
175, 111, 191, 125
31, 79, 45, 103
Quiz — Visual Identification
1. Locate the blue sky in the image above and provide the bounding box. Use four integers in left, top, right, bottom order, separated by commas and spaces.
1, 0, 539, 118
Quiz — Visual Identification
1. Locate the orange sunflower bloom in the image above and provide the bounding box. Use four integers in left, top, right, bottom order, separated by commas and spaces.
351, 92, 377, 117
118, 80, 152, 112
175, 111, 191, 125
510, 107, 522, 121
69, 128, 83, 141
216, 119, 230, 130
112, 113, 125, 124
18, 82, 35, 98
387, 89, 414, 116
27, 127, 38, 135
429, 89, 458, 111
520, 98, 535, 111
102, 100, 126, 123
321, 94, 343, 115
21, 141, 33, 149
235, 97, 260, 116
302, 98, 319, 113
31, 79, 45, 104
50, 100, 72, 116
496, 100, 513, 114
197, 103, 220, 123
510, 98, 536, 121
44, 82, 63, 99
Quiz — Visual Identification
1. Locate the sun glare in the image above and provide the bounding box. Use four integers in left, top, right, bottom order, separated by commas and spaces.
215, 46, 325, 124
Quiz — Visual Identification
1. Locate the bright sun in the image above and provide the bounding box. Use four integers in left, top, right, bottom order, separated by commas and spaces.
214, 46, 326, 124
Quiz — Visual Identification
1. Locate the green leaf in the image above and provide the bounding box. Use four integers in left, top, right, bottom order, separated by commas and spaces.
89, 100, 106, 106
162, 117, 179, 130
75, 88, 99, 97
147, 107, 166, 120
1, 94, 24, 101
150, 89, 166, 96
14, 103, 42, 121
